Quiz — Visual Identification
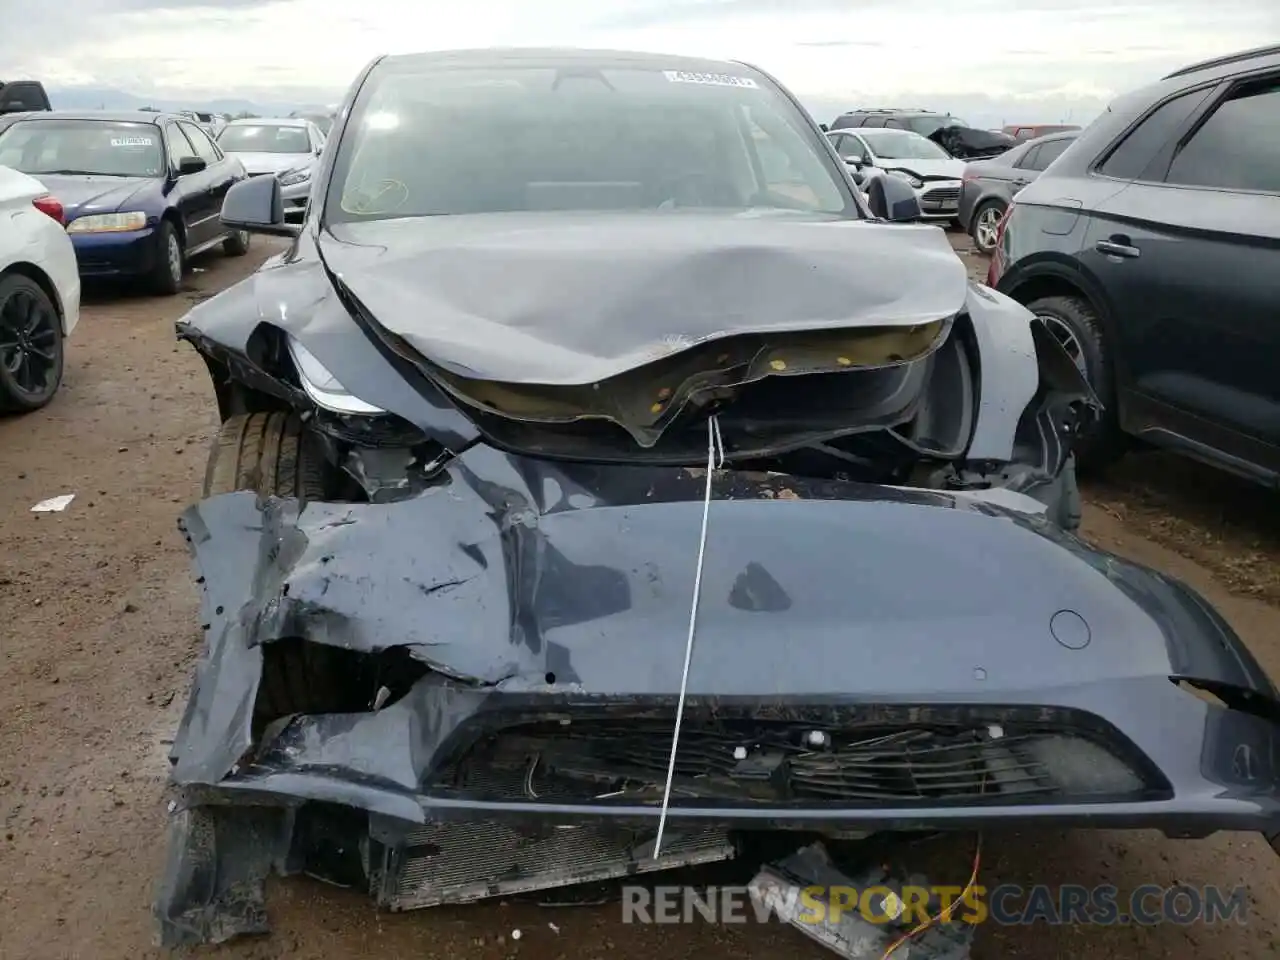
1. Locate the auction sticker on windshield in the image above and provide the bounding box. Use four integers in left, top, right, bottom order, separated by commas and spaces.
110, 137, 154, 146
663, 70, 759, 88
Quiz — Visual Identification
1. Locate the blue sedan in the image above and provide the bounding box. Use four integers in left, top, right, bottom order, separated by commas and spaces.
0, 110, 251, 294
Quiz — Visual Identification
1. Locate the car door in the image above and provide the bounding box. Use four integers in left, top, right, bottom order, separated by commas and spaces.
164, 122, 218, 249
179, 121, 237, 226
1083, 75, 1280, 460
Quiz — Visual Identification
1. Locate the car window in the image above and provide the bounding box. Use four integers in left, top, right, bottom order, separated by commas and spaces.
0, 118, 165, 177
831, 133, 866, 161
218, 123, 313, 154
1164, 79, 1280, 193
328, 61, 853, 222
861, 117, 884, 128
1032, 137, 1072, 170
856, 129, 950, 161
883, 118, 904, 129
1097, 86, 1215, 180
179, 121, 220, 163
1012, 143, 1040, 169
166, 123, 198, 169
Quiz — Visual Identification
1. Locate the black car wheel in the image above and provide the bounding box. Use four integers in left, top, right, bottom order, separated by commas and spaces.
203, 413, 338, 725
151, 220, 184, 295
223, 229, 250, 257
0, 274, 64, 413
970, 200, 1006, 254
1026, 293, 1126, 473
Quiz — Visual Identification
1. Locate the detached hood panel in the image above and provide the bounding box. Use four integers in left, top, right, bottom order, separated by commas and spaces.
321, 212, 969, 386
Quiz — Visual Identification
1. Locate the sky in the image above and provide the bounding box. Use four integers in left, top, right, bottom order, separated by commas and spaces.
5, 0, 1278, 125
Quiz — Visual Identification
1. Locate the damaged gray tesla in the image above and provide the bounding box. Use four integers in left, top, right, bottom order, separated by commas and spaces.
156, 47, 1280, 946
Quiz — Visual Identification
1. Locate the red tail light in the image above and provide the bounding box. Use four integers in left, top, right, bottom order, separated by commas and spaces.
32, 195, 65, 225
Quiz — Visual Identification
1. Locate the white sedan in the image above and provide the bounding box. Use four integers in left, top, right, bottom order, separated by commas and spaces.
0, 164, 80, 412
826, 127, 967, 223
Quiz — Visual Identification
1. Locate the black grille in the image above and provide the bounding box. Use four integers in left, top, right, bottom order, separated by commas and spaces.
922, 186, 960, 204
436, 716, 1153, 807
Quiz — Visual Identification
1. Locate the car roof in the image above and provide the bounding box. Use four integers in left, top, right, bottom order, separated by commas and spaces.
8, 109, 169, 124
1022, 129, 1081, 146
1163, 42, 1280, 80
377, 46, 758, 76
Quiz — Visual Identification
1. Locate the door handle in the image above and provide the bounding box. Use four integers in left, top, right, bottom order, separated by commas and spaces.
1095, 239, 1140, 259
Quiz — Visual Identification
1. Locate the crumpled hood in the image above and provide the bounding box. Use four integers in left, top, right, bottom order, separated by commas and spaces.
35, 173, 154, 219
320, 211, 970, 386
877, 157, 967, 180
228, 152, 312, 176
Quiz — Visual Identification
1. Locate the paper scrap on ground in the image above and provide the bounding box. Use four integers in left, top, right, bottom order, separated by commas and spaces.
31, 493, 76, 513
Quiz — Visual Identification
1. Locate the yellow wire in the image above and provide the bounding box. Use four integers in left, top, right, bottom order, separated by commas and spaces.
880, 833, 983, 960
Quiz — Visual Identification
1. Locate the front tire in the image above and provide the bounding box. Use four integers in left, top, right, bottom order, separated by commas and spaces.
150, 220, 184, 295
202, 411, 332, 499
1026, 293, 1125, 473
969, 200, 1005, 254
0, 274, 64, 413
202, 413, 339, 728
222, 229, 250, 257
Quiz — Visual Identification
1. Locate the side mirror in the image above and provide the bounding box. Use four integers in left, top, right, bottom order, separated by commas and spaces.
818, 122, 829, 132
221, 174, 300, 238
866, 174, 921, 222
177, 156, 206, 176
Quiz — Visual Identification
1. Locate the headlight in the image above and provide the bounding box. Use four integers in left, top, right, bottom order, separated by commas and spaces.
287, 337, 384, 415
66, 211, 147, 233
887, 170, 924, 189
278, 167, 311, 187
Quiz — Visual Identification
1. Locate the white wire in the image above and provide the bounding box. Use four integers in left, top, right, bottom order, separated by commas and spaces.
654, 415, 724, 858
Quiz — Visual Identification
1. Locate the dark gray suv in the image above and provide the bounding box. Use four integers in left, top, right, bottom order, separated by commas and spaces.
989, 43, 1280, 485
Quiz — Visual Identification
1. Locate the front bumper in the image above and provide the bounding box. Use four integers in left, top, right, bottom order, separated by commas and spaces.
279, 178, 310, 222
157, 451, 1280, 943
68, 226, 158, 278
916, 179, 962, 220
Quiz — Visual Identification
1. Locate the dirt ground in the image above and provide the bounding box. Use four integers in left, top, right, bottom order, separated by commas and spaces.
3, 232, 1280, 960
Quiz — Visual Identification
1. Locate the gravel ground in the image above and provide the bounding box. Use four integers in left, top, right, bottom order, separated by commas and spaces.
2, 232, 1279, 959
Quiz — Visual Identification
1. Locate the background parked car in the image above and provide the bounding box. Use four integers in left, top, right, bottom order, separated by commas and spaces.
0, 81, 51, 115
0, 165, 80, 411
959, 130, 1079, 253
826, 127, 966, 223
216, 117, 325, 223
1003, 123, 1081, 142
0, 111, 251, 294
290, 110, 335, 136
988, 44, 1280, 484
830, 107, 967, 136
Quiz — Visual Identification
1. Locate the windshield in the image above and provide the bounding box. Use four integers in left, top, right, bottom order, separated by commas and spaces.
326, 60, 853, 222
0, 119, 165, 177
906, 116, 967, 137
217, 124, 310, 153
859, 129, 951, 160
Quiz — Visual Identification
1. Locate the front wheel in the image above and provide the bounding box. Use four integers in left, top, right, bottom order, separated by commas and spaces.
222, 229, 250, 257
203, 411, 333, 499
969, 200, 1005, 254
150, 220, 184, 295
1026, 293, 1126, 473
0, 274, 64, 413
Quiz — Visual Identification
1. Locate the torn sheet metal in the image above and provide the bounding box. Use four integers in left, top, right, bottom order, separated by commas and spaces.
159, 442, 1280, 945
319, 212, 969, 384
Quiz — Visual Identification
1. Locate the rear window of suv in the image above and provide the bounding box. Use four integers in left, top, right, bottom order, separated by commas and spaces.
1164, 78, 1280, 193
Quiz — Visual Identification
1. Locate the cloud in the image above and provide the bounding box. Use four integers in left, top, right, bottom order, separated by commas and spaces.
6, 0, 1278, 123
